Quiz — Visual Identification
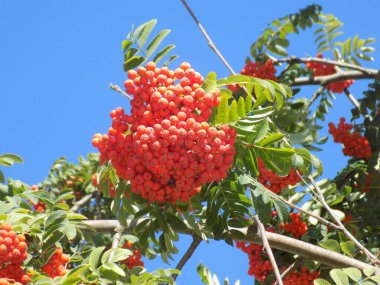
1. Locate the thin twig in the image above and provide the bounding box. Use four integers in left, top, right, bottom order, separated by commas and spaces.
172, 235, 202, 281
305, 85, 326, 109
70, 193, 94, 212
109, 83, 133, 100
343, 88, 361, 111
254, 215, 283, 285
179, 0, 236, 75
273, 259, 299, 285
276, 196, 341, 231
108, 222, 123, 262
306, 175, 379, 265
275, 56, 373, 74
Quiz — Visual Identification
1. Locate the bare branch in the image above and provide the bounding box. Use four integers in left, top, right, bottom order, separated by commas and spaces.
70, 193, 94, 212
108, 221, 123, 262
306, 174, 380, 265
80, 219, 377, 271
276, 56, 373, 74
305, 85, 326, 109
172, 235, 202, 281
109, 83, 133, 100
254, 215, 283, 285
292, 70, 380, 86
273, 259, 299, 285
343, 88, 361, 111
179, 0, 236, 75
276, 196, 342, 231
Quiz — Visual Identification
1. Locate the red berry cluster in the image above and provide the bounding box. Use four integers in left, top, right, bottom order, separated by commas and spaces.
241, 60, 277, 81
306, 54, 353, 93
283, 267, 320, 285
279, 212, 308, 239
120, 242, 144, 269
92, 62, 236, 204
257, 160, 301, 194
0, 224, 30, 284
28, 185, 46, 213
328, 118, 372, 159
42, 247, 69, 278
228, 60, 277, 92
235, 242, 272, 282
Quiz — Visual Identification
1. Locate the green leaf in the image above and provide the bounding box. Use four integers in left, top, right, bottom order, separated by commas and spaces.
42, 230, 64, 252
253, 119, 269, 143
146, 29, 170, 58
202, 72, 217, 93
330, 269, 349, 285
0, 154, 23, 164
340, 241, 356, 257
135, 19, 157, 49
123, 56, 145, 71
237, 97, 245, 118
217, 96, 229, 123
272, 198, 288, 224
229, 100, 238, 122
314, 279, 332, 285
89, 246, 105, 271
0, 170, 4, 183
245, 94, 253, 113
257, 133, 284, 147
153, 44, 176, 63
63, 223, 77, 240
342, 268, 361, 282
369, 275, 380, 283
363, 268, 376, 277
101, 262, 126, 277
122, 39, 133, 53
320, 239, 340, 253
244, 150, 259, 177
105, 248, 132, 263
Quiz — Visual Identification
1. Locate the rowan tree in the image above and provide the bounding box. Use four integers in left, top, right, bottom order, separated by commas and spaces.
1, 2, 380, 285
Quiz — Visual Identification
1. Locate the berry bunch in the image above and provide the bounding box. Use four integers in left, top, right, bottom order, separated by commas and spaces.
92, 62, 236, 204
283, 267, 320, 285
228, 60, 277, 92
42, 247, 69, 278
0, 224, 30, 284
257, 160, 301, 194
235, 242, 272, 282
241, 60, 277, 81
306, 54, 353, 93
279, 212, 308, 239
120, 242, 144, 269
328, 118, 372, 159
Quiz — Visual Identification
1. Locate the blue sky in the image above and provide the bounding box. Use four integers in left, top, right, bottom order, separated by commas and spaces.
1, 1, 379, 284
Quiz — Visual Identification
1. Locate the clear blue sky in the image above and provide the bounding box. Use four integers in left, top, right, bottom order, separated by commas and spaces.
1, 1, 379, 284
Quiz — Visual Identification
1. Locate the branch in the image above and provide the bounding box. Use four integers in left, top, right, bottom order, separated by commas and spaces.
254, 215, 283, 285
70, 193, 94, 212
109, 83, 133, 100
276, 56, 374, 74
306, 175, 380, 265
172, 235, 202, 281
273, 259, 299, 285
80, 220, 378, 271
343, 88, 361, 111
276, 196, 342, 231
292, 70, 380, 86
179, 0, 236, 75
108, 221, 123, 262
305, 85, 325, 109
